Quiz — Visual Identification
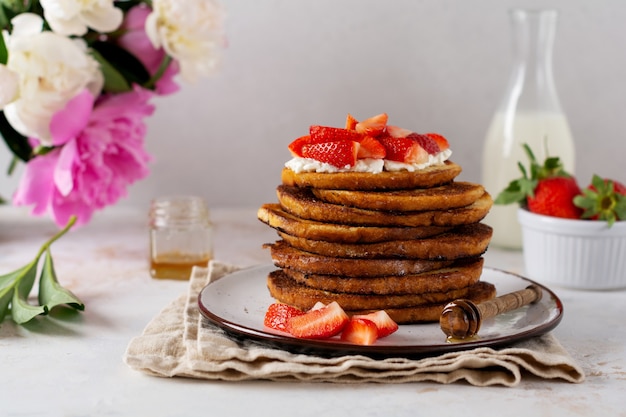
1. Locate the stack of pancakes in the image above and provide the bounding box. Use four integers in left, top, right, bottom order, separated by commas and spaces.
257, 160, 497, 324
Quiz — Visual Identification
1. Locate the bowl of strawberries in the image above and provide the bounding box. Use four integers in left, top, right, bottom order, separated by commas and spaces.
496, 144, 626, 290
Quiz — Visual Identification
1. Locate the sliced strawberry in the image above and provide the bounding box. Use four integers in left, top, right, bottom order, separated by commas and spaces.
310, 301, 326, 311
378, 136, 428, 164
340, 318, 378, 345
352, 310, 398, 338
286, 301, 349, 339
386, 125, 413, 138
407, 133, 440, 155
309, 125, 365, 142
264, 303, 304, 332
355, 113, 388, 137
345, 113, 358, 130
425, 132, 450, 151
301, 140, 359, 168
357, 136, 386, 159
287, 135, 314, 157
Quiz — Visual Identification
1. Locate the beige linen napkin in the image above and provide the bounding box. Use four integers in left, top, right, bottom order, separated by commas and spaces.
123, 261, 584, 387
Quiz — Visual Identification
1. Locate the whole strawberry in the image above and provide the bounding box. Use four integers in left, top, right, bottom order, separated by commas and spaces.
495, 144, 583, 219
573, 175, 626, 226
527, 176, 582, 219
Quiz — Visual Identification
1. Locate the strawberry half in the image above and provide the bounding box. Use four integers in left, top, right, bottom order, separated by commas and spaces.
340, 318, 378, 345
426, 132, 450, 151
309, 125, 365, 142
355, 113, 388, 137
378, 136, 428, 164
288, 135, 315, 157
345, 113, 358, 130
301, 140, 359, 168
573, 174, 626, 226
286, 301, 349, 339
264, 303, 304, 332
408, 133, 440, 155
386, 125, 413, 138
352, 310, 399, 338
357, 136, 386, 159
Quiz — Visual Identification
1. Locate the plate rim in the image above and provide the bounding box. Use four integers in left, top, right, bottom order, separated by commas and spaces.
198, 265, 563, 358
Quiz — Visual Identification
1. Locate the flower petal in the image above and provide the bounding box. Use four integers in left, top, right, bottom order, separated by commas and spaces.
49, 89, 94, 146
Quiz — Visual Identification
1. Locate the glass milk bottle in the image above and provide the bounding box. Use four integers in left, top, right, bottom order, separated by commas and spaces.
482, 8, 575, 249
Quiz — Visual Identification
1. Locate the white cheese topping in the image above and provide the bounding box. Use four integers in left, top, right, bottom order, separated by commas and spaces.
285, 149, 452, 174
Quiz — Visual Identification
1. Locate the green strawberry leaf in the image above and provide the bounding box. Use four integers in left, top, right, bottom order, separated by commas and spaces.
494, 143, 572, 207
574, 174, 626, 227
38, 249, 84, 311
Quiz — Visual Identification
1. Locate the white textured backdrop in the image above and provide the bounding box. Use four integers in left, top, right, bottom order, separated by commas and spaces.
2, 0, 625, 214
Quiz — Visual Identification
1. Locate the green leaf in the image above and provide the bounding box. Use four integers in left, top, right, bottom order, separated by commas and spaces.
10, 262, 47, 324
90, 48, 131, 93
0, 264, 32, 322
38, 249, 84, 311
0, 24, 7, 65
90, 41, 151, 92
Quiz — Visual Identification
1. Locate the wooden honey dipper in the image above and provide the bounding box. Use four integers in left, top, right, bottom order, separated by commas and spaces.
439, 284, 543, 340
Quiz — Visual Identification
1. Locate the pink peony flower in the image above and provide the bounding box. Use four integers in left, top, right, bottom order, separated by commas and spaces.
117, 4, 179, 95
13, 88, 154, 227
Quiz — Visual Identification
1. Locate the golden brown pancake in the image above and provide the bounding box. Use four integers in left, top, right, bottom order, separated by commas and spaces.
258, 203, 452, 243
266, 240, 455, 277
282, 257, 484, 295
267, 269, 473, 310
277, 223, 493, 260
281, 161, 462, 191
311, 182, 485, 211
276, 185, 493, 227
349, 281, 497, 324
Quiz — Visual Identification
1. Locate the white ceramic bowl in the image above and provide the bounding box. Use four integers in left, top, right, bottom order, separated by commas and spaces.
517, 208, 626, 290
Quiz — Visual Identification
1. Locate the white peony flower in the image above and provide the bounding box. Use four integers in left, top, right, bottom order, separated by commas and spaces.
0, 65, 19, 108
40, 0, 123, 36
145, 0, 224, 82
2, 13, 103, 145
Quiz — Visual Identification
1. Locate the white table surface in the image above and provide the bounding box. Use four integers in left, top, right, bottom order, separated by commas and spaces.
1, 206, 624, 417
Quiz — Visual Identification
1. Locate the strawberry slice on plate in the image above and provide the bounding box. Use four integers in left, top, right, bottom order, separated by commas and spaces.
309, 125, 365, 142
352, 310, 399, 338
301, 140, 359, 168
286, 301, 349, 339
355, 113, 388, 137
340, 317, 378, 345
378, 136, 428, 164
264, 303, 304, 332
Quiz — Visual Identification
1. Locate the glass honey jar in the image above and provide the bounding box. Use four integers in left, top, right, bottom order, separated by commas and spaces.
149, 195, 213, 280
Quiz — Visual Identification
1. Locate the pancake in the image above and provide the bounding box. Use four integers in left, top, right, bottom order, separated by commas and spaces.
281, 161, 462, 191
277, 185, 493, 227
267, 269, 473, 310
277, 223, 493, 260
349, 281, 497, 324
282, 257, 484, 295
266, 240, 455, 277
311, 182, 485, 212
258, 203, 452, 243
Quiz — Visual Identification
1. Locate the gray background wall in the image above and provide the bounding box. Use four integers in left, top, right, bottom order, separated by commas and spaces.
2, 0, 625, 213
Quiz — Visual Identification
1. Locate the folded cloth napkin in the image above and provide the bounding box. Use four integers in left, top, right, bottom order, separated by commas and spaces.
123, 261, 585, 387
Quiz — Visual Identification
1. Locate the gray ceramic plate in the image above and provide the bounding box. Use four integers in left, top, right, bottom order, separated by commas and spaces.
198, 265, 563, 358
